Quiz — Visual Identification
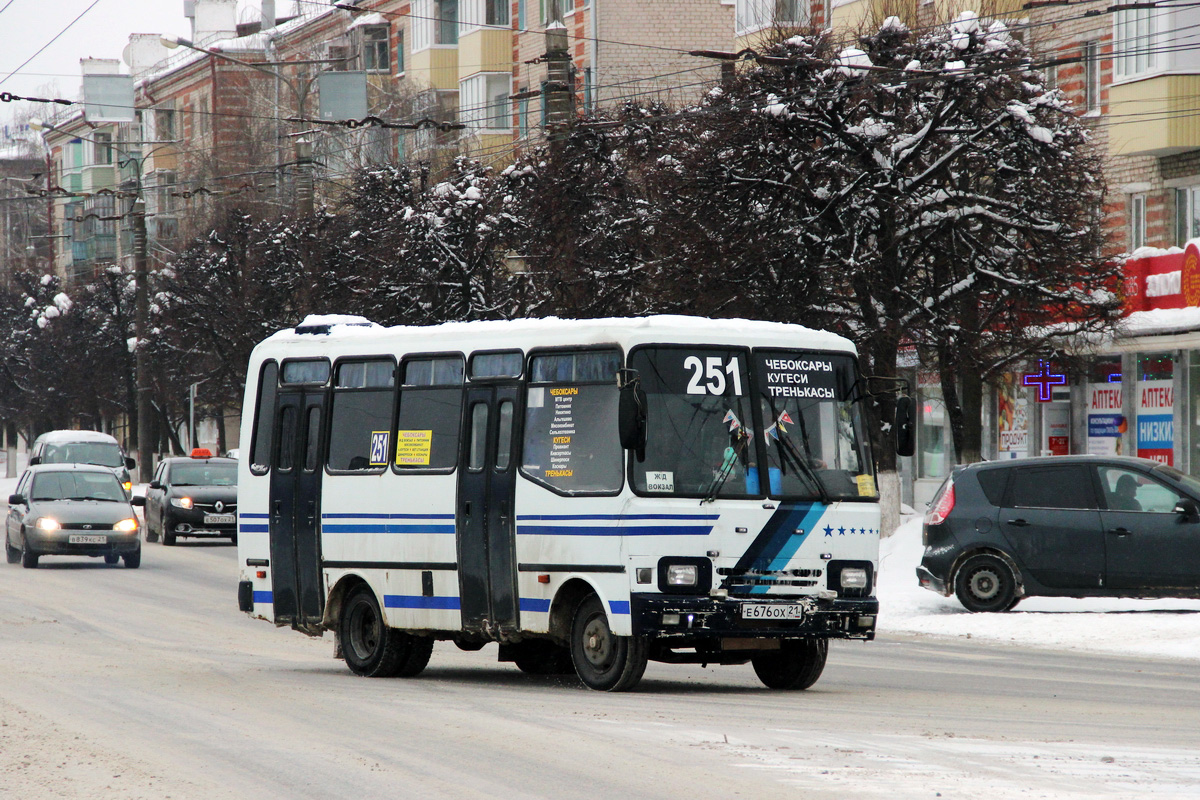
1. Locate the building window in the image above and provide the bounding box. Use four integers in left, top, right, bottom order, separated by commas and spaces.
735, 0, 804, 36
156, 170, 178, 214
412, 0, 457, 50
1114, 7, 1161, 78
155, 106, 176, 141
518, 96, 530, 138
460, 73, 511, 132
1084, 40, 1100, 112
1043, 62, 1058, 91
463, 0, 510, 29
518, 0, 525, 29
92, 132, 113, 165
361, 25, 390, 71
1177, 186, 1200, 245
397, 29, 404, 74
542, 0, 573, 23
1131, 193, 1147, 251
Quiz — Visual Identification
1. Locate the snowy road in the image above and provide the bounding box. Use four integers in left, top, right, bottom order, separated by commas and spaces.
1, 541, 1199, 799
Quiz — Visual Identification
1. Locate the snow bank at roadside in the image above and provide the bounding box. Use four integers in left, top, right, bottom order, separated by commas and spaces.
878, 518, 1200, 660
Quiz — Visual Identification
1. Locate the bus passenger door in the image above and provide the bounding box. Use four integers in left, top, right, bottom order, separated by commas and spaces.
269, 389, 327, 630
457, 384, 522, 637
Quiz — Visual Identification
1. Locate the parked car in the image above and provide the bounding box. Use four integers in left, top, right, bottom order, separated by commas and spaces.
916, 455, 1200, 612
29, 430, 137, 496
5, 464, 144, 568
144, 450, 237, 545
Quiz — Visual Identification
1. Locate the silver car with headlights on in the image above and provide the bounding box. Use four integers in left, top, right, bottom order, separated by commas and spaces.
5, 464, 145, 568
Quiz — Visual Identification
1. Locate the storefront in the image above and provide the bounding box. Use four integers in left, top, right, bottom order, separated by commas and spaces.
901, 241, 1200, 508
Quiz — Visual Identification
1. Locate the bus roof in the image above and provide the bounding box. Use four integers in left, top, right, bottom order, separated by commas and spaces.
253, 315, 858, 361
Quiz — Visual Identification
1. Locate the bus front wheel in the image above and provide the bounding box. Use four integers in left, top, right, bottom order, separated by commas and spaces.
570, 595, 647, 692
340, 585, 430, 678
751, 638, 828, 690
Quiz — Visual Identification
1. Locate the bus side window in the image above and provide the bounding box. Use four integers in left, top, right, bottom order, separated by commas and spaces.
277, 406, 297, 472
327, 358, 395, 472
468, 403, 488, 471
249, 361, 278, 475
520, 349, 623, 495
495, 400, 514, 471
395, 355, 464, 471
304, 407, 321, 472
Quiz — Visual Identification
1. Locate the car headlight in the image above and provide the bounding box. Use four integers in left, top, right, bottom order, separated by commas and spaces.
170, 497, 193, 509
666, 564, 698, 587
113, 518, 139, 533
840, 567, 869, 589
35, 517, 60, 532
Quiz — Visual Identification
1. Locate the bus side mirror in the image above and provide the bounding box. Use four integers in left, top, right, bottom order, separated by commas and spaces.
894, 396, 915, 458
618, 382, 647, 462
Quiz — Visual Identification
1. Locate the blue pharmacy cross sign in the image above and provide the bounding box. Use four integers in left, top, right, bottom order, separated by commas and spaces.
1022, 361, 1067, 403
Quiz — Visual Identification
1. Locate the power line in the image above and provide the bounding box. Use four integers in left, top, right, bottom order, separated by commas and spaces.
0, 0, 105, 89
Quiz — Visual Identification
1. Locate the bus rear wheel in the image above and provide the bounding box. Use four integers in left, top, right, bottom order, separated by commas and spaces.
569, 595, 647, 692
340, 585, 431, 678
751, 638, 828, 690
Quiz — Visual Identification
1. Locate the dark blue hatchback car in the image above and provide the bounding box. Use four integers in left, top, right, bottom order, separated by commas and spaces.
917, 455, 1200, 611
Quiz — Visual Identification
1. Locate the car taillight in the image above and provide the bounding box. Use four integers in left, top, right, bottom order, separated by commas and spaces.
925, 480, 956, 526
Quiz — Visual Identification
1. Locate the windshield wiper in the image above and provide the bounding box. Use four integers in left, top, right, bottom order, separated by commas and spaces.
777, 437, 831, 505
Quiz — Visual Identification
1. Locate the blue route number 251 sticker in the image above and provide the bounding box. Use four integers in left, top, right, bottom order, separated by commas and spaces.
369, 431, 390, 466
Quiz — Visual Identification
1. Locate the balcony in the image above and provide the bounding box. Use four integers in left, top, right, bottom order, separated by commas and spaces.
1108, 75, 1200, 156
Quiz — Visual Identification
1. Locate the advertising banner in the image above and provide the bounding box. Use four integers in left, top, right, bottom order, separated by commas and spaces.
1087, 382, 1124, 456
1136, 379, 1174, 465
997, 373, 1028, 458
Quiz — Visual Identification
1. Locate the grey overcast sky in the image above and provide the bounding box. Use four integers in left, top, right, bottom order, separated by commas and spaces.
0, 1, 299, 129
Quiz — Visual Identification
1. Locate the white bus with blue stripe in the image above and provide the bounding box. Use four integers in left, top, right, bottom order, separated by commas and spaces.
236, 315, 903, 691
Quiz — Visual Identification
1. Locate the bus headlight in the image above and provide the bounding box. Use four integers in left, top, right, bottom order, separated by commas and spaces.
840, 567, 868, 589
36, 517, 60, 531
666, 564, 698, 587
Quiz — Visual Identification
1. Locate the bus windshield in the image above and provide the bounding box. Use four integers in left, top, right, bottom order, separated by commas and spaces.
753, 350, 875, 501
629, 346, 875, 501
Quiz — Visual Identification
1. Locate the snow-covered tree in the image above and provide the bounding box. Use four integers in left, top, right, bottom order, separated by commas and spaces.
655, 15, 1120, 485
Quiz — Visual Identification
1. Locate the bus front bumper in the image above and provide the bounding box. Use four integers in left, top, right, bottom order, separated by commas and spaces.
630, 593, 878, 641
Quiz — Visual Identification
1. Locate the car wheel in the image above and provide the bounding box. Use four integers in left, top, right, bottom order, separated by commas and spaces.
162, 524, 176, 546
145, 516, 159, 543
20, 534, 38, 569
339, 584, 410, 677
123, 547, 141, 569
954, 554, 1018, 613
752, 638, 829, 690
104, 553, 120, 565
569, 594, 648, 691
512, 640, 575, 675
5, 533, 19, 564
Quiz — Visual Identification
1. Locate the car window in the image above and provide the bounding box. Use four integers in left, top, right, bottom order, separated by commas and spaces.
170, 462, 237, 486
31, 471, 126, 502
976, 469, 1009, 506
1097, 466, 1185, 513
1006, 465, 1096, 509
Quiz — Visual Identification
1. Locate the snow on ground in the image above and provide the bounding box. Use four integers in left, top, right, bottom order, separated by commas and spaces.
879, 516, 1200, 660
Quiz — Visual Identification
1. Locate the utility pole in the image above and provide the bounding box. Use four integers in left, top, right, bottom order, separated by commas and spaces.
132, 198, 153, 481
544, 6, 573, 150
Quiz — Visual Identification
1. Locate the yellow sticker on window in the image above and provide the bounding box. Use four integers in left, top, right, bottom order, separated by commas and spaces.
395, 430, 433, 466
856, 474, 877, 497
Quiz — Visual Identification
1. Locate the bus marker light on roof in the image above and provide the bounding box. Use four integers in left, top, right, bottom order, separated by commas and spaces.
191, 448, 213, 458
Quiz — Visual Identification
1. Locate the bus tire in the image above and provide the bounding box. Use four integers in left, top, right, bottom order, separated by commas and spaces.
570, 595, 648, 692
396, 636, 434, 677
340, 585, 407, 678
752, 638, 828, 690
